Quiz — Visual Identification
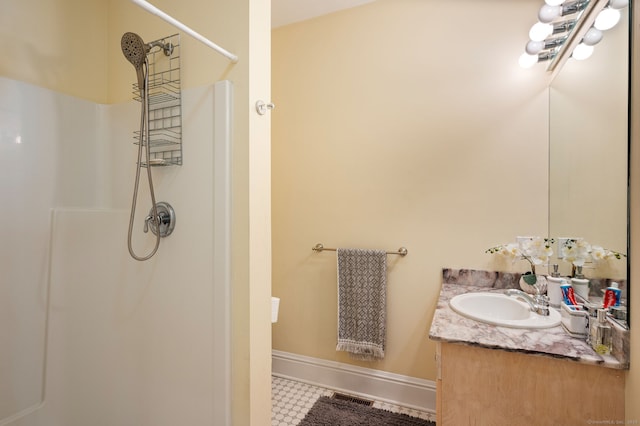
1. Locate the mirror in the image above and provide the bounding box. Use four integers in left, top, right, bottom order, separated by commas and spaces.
548, 7, 629, 323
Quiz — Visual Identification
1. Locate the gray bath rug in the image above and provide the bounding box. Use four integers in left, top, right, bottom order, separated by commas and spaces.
298, 396, 435, 426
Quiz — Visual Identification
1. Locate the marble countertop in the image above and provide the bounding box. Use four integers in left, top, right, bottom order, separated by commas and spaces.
428, 283, 629, 370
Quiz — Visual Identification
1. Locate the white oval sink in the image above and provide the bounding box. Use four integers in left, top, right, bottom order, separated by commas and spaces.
449, 292, 561, 329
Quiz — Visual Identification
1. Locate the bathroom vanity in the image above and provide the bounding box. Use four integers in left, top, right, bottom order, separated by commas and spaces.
429, 281, 628, 426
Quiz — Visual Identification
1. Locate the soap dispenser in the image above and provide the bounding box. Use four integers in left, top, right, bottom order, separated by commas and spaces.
571, 266, 590, 300
546, 264, 563, 308
591, 309, 612, 355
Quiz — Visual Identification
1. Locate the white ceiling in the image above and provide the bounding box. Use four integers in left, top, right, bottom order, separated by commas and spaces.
271, 0, 377, 28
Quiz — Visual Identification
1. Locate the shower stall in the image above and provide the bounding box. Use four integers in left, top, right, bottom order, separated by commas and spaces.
1, 0, 274, 423
0, 74, 233, 426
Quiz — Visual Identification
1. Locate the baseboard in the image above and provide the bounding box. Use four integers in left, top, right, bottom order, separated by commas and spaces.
271, 350, 436, 414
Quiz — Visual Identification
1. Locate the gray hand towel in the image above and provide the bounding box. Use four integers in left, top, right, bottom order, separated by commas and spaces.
336, 248, 387, 361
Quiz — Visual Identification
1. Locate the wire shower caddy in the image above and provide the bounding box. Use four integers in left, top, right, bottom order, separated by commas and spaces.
133, 33, 182, 166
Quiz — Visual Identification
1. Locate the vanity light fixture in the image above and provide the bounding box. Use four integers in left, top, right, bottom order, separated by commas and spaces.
572, 42, 595, 60
520, 20, 576, 68
594, 6, 622, 30
520, 18, 578, 67
582, 26, 604, 44
526, 36, 568, 55
519, 50, 557, 68
519, 0, 629, 71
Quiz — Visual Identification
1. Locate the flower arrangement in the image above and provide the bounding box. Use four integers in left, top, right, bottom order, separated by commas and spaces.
486, 237, 625, 278
560, 238, 626, 275
486, 237, 555, 284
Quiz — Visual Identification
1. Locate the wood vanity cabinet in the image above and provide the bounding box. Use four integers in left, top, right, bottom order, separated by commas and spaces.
435, 342, 625, 426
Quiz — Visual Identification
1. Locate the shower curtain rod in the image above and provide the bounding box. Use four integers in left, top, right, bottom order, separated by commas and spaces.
130, 0, 239, 63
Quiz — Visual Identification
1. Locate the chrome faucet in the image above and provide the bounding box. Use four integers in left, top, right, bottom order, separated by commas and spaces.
505, 289, 550, 316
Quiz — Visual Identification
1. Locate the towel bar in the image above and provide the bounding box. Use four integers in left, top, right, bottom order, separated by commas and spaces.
312, 243, 408, 256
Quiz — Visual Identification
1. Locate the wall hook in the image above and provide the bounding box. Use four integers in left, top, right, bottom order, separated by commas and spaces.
256, 100, 275, 115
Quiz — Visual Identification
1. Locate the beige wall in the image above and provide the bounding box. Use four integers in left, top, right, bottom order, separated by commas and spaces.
0, 0, 109, 103
2, 0, 272, 424
272, 0, 550, 381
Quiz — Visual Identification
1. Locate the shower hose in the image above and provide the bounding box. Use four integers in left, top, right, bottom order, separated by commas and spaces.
127, 62, 161, 261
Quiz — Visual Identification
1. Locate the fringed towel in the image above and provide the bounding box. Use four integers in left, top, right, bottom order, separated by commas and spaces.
336, 248, 387, 361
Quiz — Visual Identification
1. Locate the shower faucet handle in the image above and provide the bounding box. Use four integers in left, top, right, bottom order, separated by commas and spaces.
144, 202, 176, 238
143, 214, 155, 233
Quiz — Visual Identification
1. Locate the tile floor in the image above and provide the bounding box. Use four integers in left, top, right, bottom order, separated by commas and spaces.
271, 375, 436, 426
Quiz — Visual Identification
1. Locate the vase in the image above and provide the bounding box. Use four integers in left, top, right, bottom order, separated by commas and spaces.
519, 274, 548, 295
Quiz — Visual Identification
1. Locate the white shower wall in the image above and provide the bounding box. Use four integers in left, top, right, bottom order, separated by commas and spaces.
0, 77, 231, 426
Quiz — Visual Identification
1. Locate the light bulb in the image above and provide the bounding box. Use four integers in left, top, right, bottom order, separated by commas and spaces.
572, 43, 594, 60
594, 8, 621, 30
539, 5, 562, 23
529, 22, 553, 41
609, 0, 629, 9
519, 52, 539, 68
582, 27, 603, 46
526, 40, 545, 55
545, 0, 564, 5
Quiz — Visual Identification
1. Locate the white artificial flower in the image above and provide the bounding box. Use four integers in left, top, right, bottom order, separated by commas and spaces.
519, 237, 553, 265
538, 243, 554, 263
501, 243, 521, 260
561, 238, 590, 266
573, 240, 591, 266
590, 245, 608, 263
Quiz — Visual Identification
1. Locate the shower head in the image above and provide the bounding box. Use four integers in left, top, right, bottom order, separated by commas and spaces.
121, 32, 149, 92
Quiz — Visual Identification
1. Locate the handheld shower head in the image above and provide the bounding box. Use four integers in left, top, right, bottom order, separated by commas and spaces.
121, 32, 149, 92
